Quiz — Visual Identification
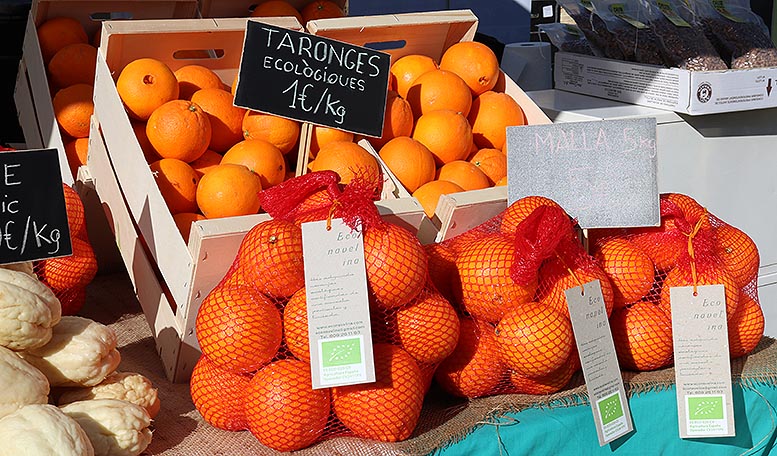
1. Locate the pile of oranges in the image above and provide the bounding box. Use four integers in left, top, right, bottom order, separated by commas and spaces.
247, 0, 346, 25
371, 41, 527, 218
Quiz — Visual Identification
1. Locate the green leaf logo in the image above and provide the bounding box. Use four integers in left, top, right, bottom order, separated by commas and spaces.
688, 396, 724, 420
598, 394, 624, 425
321, 338, 361, 367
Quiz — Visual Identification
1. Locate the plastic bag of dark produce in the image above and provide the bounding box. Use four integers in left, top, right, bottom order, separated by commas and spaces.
538, 23, 597, 56
590, 0, 666, 66
556, 0, 627, 61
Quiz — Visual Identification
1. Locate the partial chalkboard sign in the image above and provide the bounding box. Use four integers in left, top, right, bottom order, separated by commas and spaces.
506, 118, 659, 229
0, 148, 72, 264
235, 21, 391, 137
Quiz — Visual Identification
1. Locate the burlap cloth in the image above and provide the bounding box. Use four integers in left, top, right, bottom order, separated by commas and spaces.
83, 272, 777, 456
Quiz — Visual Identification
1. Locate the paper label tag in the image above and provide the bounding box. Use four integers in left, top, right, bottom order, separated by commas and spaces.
565, 280, 633, 445
711, 0, 746, 22
670, 284, 735, 438
609, 4, 649, 28
657, 0, 692, 27
301, 218, 375, 389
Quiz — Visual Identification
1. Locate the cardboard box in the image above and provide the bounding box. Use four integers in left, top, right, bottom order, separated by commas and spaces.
91, 17, 425, 381
554, 51, 777, 115
306, 10, 553, 243
198, 0, 347, 18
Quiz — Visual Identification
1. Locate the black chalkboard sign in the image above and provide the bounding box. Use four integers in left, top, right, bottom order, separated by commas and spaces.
506, 118, 660, 229
234, 21, 391, 137
0, 148, 72, 264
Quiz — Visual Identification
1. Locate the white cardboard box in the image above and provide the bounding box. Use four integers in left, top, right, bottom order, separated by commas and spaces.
554, 51, 777, 115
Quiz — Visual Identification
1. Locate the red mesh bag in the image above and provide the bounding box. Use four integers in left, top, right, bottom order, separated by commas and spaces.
589, 193, 764, 369
192, 170, 453, 450
433, 196, 612, 398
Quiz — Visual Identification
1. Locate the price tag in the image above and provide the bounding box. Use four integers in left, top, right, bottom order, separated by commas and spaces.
566, 280, 633, 445
235, 21, 391, 137
0, 149, 72, 264
670, 284, 735, 438
302, 218, 375, 389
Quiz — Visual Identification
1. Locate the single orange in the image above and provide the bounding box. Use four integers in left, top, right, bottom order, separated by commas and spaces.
195, 163, 263, 218
412, 179, 464, 218
116, 58, 179, 121
190, 355, 251, 431
393, 288, 460, 364
378, 136, 436, 193
62, 183, 87, 240
509, 352, 578, 395
173, 212, 206, 243
424, 242, 460, 305
221, 139, 286, 189
611, 301, 674, 371
301, 0, 345, 23
499, 195, 561, 235
728, 292, 764, 359
308, 125, 354, 156
468, 148, 507, 186
371, 90, 413, 149
436, 160, 491, 191
42, 237, 97, 291
47, 43, 97, 89
405, 69, 472, 118
468, 91, 526, 151
146, 99, 212, 162
308, 140, 379, 185
64, 137, 89, 178
412, 109, 473, 166
250, 0, 304, 23
440, 41, 501, 96
659, 263, 740, 320
189, 149, 223, 177
593, 237, 656, 308
537, 258, 616, 319
191, 87, 247, 153
364, 223, 428, 309
37, 16, 88, 64
389, 54, 438, 99
714, 223, 760, 288
131, 120, 159, 163
282, 288, 310, 361
149, 158, 200, 214
174, 64, 224, 100
242, 111, 301, 154
53, 83, 93, 139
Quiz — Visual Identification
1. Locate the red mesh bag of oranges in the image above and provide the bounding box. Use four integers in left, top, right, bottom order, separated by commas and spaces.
587, 193, 764, 371
191, 170, 460, 451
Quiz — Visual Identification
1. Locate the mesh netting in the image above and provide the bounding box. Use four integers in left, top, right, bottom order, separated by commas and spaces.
191, 188, 765, 451
32, 183, 97, 316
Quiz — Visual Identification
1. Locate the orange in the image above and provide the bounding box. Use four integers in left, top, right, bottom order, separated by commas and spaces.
195, 282, 282, 373
42, 237, 97, 291
236, 219, 305, 299
37, 17, 88, 64
412, 109, 473, 165
221, 139, 286, 189
629, 229, 686, 272
190, 355, 251, 431
53, 83, 93, 138
308, 140, 379, 185
665, 192, 710, 228
610, 301, 674, 371
659, 263, 740, 320
191, 88, 247, 153
146, 100, 211, 162
509, 355, 577, 395
435, 317, 505, 398
189, 149, 223, 177
282, 288, 310, 361
333, 344, 424, 442
468, 90, 526, 151
47, 43, 97, 89
389, 54, 438, 99
378, 136, 435, 193
245, 359, 330, 452
371, 90, 413, 149
406, 69, 472, 118
468, 148, 507, 186
250, 0, 304, 23
456, 232, 537, 323
131, 120, 159, 163
593, 237, 656, 308
308, 125, 354, 156
728, 292, 764, 359
195, 163, 263, 218
425, 242, 460, 305
714, 223, 760, 288
499, 195, 561, 235
364, 223, 428, 309
439, 41, 500, 96
537, 258, 616, 319
173, 212, 206, 243
436, 160, 491, 191
496, 175, 507, 186
64, 137, 89, 178
242, 111, 301, 154
412, 179, 464, 218
116, 58, 179, 121
394, 288, 461, 364
149, 158, 200, 214
62, 183, 87, 240
301, 0, 345, 23
496, 302, 574, 377
174, 65, 224, 100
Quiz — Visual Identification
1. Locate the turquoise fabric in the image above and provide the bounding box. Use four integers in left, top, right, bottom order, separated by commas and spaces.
434, 383, 777, 455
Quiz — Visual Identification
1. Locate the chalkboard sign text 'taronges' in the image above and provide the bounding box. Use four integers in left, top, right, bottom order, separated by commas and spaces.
0, 148, 72, 265
235, 21, 391, 137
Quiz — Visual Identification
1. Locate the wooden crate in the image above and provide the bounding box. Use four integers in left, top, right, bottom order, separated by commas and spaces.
91, 17, 425, 382
305, 9, 553, 244
198, 0, 348, 18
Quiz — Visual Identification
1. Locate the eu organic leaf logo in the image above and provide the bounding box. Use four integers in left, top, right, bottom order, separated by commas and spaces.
322, 338, 361, 367
598, 394, 624, 425
688, 396, 724, 420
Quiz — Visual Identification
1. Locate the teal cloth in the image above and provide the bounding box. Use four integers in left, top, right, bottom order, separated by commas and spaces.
434, 383, 777, 455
